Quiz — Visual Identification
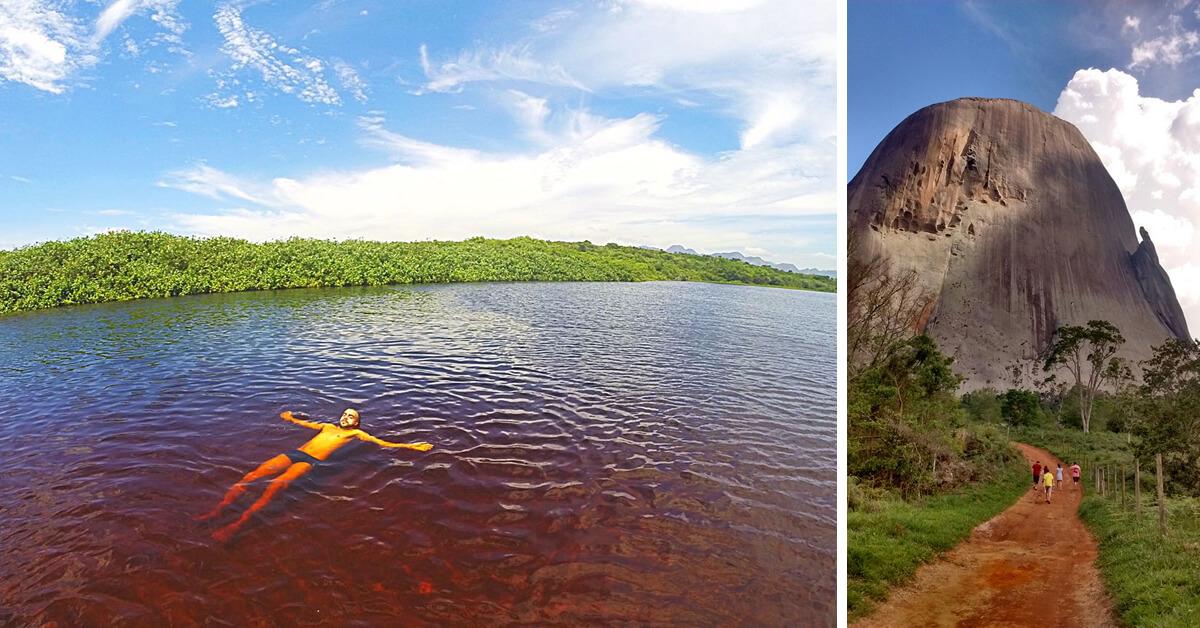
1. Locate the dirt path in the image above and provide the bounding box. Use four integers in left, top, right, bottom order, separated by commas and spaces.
852, 443, 1116, 628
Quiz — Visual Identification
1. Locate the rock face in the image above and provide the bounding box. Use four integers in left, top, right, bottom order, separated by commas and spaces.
850, 98, 1190, 389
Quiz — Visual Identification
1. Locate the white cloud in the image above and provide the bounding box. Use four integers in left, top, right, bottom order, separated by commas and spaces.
212, 3, 341, 106
158, 163, 278, 206
501, 89, 552, 143
1055, 67, 1200, 330
624, 0, 766, 13
1128, 13, 1200, 69
1131, 208, 1195, 249
0, 0, 186, 94
152, 0, 835, 265
0, 0, 94, 93
163, 110, 833, 264
1123, 15, 1141, 35
94, 0, 187, 58
419, 43, 585, 94
417, 0, 834, 149
333, 59, 368, 103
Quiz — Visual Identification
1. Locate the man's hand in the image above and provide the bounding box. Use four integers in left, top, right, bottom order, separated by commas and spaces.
281, 411, 322, 430
356, 431, 433, 451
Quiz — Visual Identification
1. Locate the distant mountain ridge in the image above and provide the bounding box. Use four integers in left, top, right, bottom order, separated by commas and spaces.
655, 245, 834, 277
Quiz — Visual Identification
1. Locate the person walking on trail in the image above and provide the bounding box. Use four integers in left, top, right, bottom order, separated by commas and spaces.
1043, 468, 1055, 503
197, 409, 433, 542
1033, 461, 1042, 487
1070, 462, 1082, 491
1056, 463, 1064, 488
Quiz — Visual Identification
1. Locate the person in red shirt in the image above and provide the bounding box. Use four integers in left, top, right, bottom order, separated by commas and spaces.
1070, 462, 1082, 491
1032, 461, 1042, 487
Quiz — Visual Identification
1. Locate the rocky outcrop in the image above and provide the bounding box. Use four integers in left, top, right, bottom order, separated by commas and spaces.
1131, 227, 1190, 340
850, 97, 1190, 389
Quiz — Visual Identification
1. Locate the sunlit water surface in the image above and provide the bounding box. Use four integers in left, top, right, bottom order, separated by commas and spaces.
0, 282, 834, 626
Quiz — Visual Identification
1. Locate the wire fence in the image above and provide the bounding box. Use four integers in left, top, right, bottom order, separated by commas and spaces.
1072, 454, 1170, 535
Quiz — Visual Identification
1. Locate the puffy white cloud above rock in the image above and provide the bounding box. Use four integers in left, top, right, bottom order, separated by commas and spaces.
1055, 67, 1200, 330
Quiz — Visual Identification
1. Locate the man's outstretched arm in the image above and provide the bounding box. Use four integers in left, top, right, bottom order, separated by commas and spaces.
355, 431, 433, 451
281, 411, 324, 430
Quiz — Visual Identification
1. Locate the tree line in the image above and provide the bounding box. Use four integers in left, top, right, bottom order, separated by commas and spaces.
0, 231, 834, 314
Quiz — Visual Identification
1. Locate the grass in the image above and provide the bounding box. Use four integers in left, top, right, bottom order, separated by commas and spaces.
1010, 425, 1134, 468
1079, 496, 1200, 627
1014, 423, 1200, 626
0, 231, 834, 314
846, 454, 1028, 619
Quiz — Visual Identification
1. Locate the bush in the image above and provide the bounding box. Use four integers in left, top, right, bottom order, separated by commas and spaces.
962, 388, 1002, 423
1000, 389, 1042, 427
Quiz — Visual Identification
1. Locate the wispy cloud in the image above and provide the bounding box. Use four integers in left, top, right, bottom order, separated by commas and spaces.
417, 0, 834, 150
333, 59, 368, 103
212, 3, 341, 106
94, 0, 185, 45
1130, 16, 1200, 68
418, 42, 585, 94
159, 163, 280, 206
0, 0, 94, 93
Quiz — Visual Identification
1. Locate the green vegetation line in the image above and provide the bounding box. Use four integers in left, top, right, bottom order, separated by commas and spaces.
0, 231, 833, 314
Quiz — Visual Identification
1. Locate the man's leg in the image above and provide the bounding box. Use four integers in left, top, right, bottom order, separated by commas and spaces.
213, 462, 312, 542
195, 454, 293, 521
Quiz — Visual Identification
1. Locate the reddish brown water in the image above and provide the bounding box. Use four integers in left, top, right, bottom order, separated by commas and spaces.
0, 282, 835, 625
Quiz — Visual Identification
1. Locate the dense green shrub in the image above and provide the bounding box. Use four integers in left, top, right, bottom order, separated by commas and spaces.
849, 335, 1019, 498
961, 388, 1002, 423
1000, 389, 1042, 427
0, 231, 834, 314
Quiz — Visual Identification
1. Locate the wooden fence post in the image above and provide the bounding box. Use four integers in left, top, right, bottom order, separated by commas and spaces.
1120, 465, 1126, 508
1135, 459, 1142, 518
1156, 453, 1167, 536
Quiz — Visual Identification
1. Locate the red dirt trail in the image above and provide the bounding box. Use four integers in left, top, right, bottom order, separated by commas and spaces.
853, 443, 1117, 628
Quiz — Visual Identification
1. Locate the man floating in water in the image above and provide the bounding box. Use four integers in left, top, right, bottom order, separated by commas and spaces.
198, 409, 433, 542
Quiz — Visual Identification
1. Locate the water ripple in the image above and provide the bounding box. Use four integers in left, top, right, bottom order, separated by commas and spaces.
0, 282, 834, 626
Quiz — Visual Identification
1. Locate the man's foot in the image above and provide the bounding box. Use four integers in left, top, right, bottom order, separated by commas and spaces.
212, 524, 240, 543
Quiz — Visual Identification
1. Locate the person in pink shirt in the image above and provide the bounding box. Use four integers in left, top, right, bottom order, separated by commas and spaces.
1070, 462, 1082, 491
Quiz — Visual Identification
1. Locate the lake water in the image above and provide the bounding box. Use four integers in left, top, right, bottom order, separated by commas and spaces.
0, 281, 835, 626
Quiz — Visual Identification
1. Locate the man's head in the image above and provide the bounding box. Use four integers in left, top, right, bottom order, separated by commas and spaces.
339, 408, 361, 429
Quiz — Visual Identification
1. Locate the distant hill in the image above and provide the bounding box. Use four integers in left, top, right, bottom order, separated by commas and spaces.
654, 245, 834, 277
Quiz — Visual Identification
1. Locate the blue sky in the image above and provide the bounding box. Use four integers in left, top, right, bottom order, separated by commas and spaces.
0, 0, 835, 269
851, 0, 1200, 329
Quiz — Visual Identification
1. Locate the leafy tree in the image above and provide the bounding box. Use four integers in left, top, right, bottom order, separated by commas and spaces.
1041, 320, 1125, 433
1135, 338, 1200, 493
849, 335, 966, 497
1000, 389, 1042, 427
961, 388, 1002, 423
